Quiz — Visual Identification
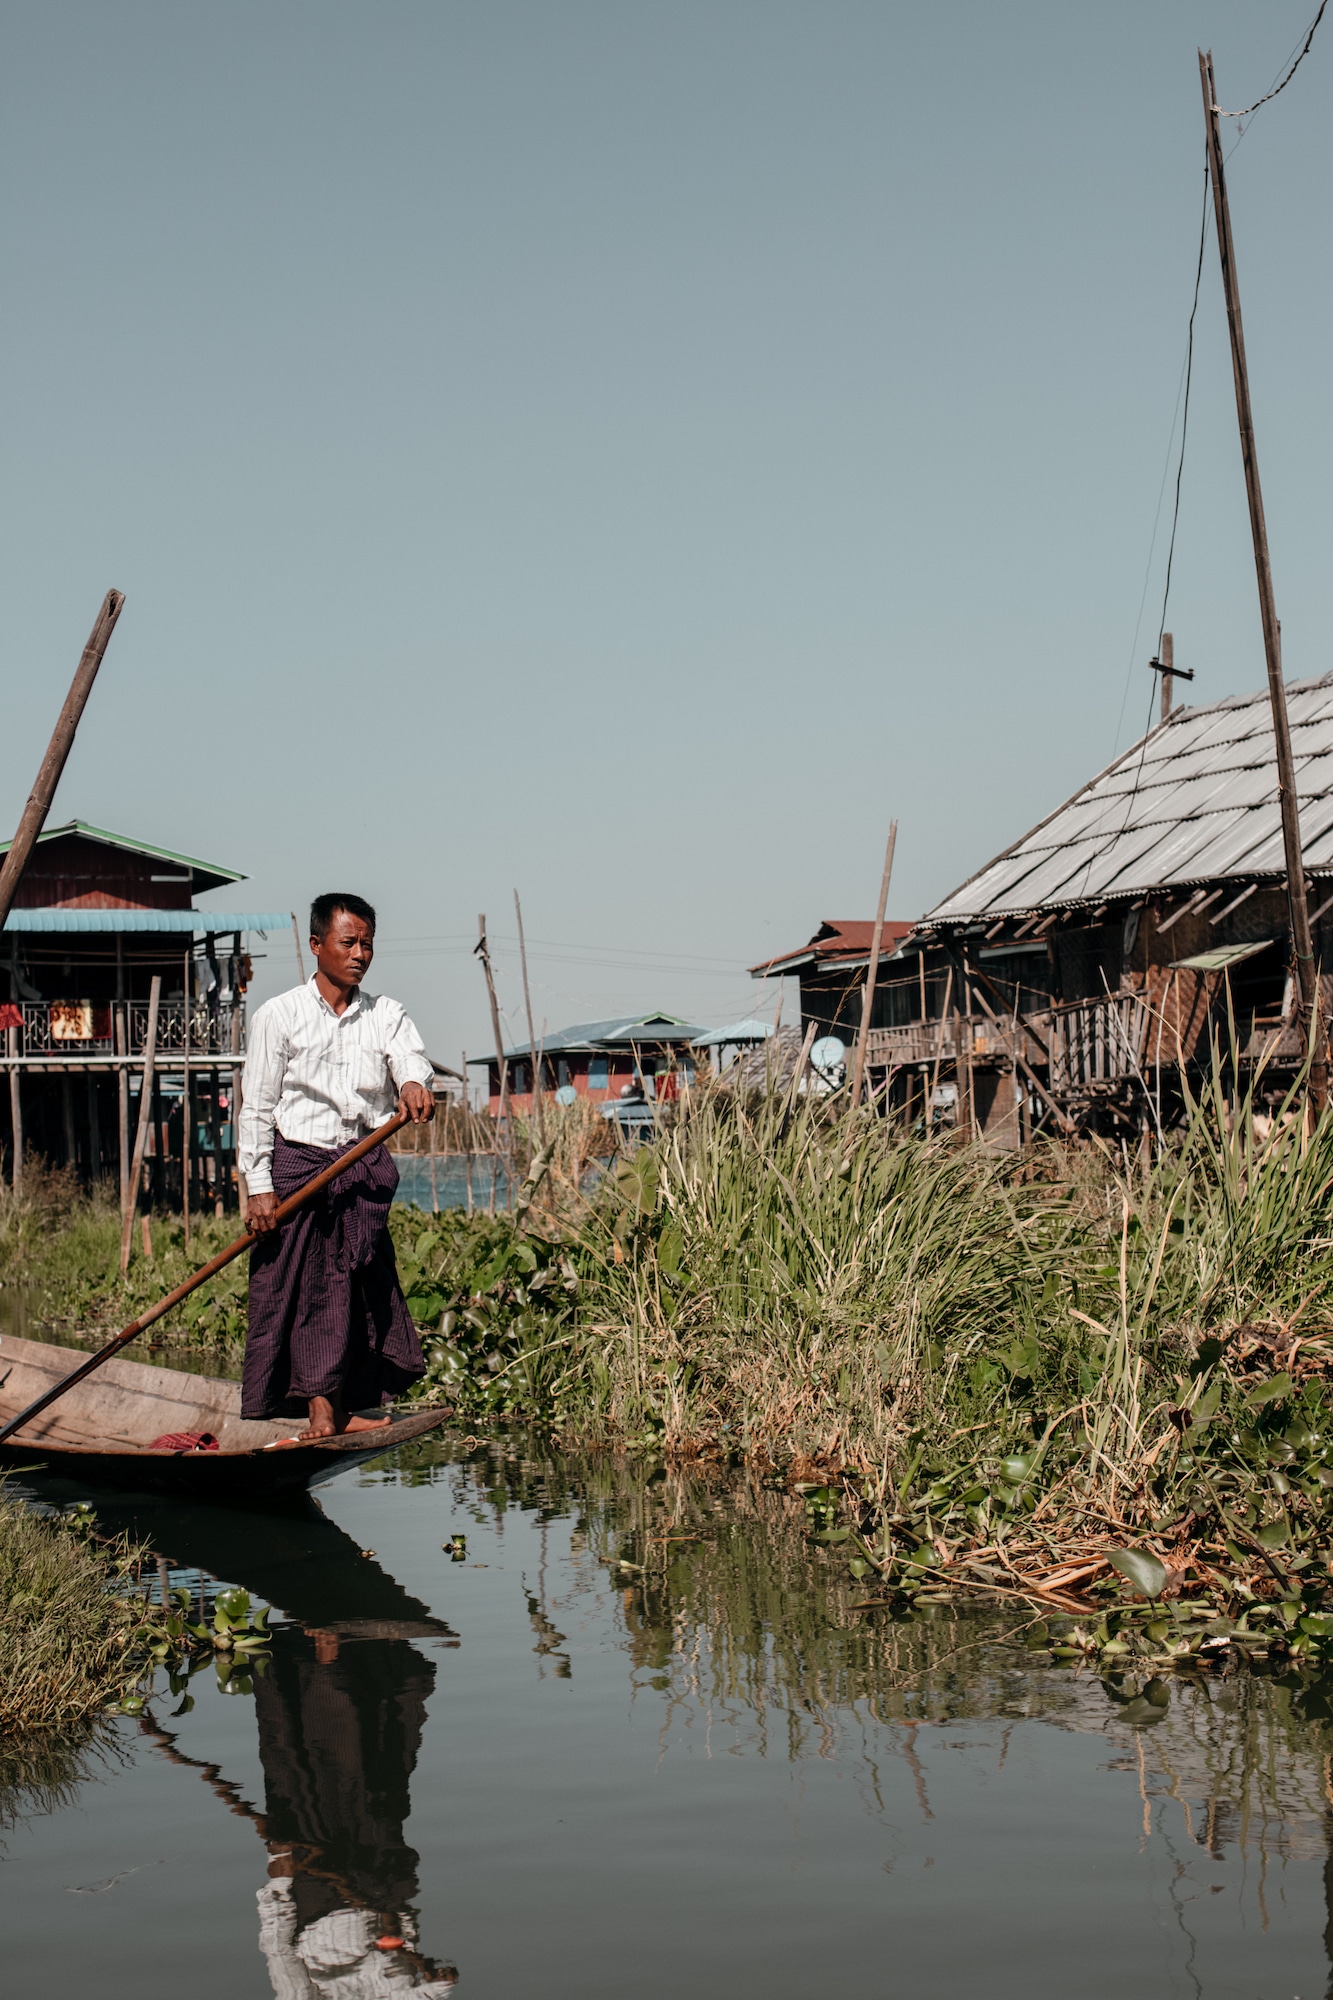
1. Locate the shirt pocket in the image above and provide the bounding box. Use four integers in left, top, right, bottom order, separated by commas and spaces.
356, 1049, 390, 1096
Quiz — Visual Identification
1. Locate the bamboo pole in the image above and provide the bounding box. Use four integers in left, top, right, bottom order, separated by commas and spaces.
0, 1108, 410, 1448
462, 1050, 473, 1214
475, 915, 513, 1208
849, 821, 898, 1110
291, 913, 307, 984
514, 888, 546, 1145
120, 976, 162, 1275
181, 949, 191, 1251
0, 591, 125, 932
1200, 49, 1326, 1112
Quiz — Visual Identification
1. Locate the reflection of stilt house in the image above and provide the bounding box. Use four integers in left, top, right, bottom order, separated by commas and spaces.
1, 820, 289, 1205
869, 678, 1333, 1144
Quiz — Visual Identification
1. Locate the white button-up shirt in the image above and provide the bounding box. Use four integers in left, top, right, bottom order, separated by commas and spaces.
238, 978, 433, 1194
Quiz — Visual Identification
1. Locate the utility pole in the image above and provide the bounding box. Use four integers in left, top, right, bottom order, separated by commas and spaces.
1200, 48, 1326, 1109
1150, 632, 1194, 725
474, 915, 511, 1129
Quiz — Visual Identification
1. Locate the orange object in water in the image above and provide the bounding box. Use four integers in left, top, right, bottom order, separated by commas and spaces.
375, 1936, 406, 1951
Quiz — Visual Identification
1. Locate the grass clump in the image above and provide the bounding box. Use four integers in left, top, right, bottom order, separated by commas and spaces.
0, 1162, 247, 1362
0, 1495, 156, 1731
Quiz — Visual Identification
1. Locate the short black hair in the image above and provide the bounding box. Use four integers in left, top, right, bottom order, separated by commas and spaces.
309, 893, 377, 942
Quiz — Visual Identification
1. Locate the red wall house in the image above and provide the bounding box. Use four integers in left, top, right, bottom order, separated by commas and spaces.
470, 1013, 704, 1117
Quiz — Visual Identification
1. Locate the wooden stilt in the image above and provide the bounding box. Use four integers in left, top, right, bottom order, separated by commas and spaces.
7, 1027, 21, 1193
116, 1005, 129, 1225
86, 1071, 100, 1187
208, 1069, 224, 1217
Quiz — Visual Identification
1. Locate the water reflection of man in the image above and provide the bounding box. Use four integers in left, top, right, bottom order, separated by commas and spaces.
253, 1627, 457, 1998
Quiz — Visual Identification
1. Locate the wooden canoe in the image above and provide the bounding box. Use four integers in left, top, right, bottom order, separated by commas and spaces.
0, 1333, 449, 1500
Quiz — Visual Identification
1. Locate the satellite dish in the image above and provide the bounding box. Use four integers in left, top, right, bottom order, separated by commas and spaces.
810, 1035, 847, 1077
554, 1083, 577, 1107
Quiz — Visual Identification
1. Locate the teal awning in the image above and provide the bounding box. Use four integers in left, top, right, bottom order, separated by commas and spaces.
2, 909, 291, 933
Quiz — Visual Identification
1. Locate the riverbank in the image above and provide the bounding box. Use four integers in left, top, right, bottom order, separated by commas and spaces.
0, 1492, 159, 1730
6, 1076, 1333, 1646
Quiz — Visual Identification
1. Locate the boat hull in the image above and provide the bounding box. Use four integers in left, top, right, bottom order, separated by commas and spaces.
0, 1333, 449, 1501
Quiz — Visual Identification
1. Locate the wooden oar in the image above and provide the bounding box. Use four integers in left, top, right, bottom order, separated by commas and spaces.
0, 1106, 410, 1447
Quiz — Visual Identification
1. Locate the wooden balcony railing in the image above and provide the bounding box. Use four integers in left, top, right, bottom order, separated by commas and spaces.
1044, 993, 1153, 1093
4, 1000, 245, 1062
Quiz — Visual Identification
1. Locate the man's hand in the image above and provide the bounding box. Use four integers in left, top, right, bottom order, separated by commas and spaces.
399, 1081, 434, 1124
246, 1191, 280, 1235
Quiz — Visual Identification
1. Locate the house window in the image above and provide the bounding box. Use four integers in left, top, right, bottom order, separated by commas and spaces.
589, 1055, 608, 1090
557, 1058, 571, 1087
513, 1063, 528, 1094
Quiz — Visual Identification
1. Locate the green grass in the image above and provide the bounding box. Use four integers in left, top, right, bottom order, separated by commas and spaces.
0, 1495, 157, 1730
0, 1162, 248, 1360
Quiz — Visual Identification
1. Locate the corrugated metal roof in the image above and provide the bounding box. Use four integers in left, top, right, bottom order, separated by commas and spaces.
2, 909, 290, 933
925, 674, 1333, 926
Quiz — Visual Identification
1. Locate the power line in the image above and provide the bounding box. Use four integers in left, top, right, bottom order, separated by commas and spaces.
1211, 1, 1328, 119
1155, 166, 1210, 650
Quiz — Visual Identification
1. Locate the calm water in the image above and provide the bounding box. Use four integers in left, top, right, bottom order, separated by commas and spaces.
391, 1155, 511, 1212
4, 1434, 1333, 1998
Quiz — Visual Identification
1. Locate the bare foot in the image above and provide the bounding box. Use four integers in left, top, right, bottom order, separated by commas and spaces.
296, 1398, 393, 1440
298, 1396, 339, 1441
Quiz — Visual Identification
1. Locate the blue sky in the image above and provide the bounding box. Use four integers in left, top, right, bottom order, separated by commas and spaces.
2, 3, 1330, 1064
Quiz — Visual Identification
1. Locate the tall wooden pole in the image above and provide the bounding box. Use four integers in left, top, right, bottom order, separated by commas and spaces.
514, 888, 546, 1145
1160, 631, 1175, 726
849, 821, 898, 1110
120, 975, 162, 1275
181, 948, 191, 1251
0, 591, 124, 931
1200, 50, 1326, 1109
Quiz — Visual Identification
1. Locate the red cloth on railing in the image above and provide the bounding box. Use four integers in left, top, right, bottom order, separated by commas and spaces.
0, 1004, 21, 1032
148, 1431, 220, 1453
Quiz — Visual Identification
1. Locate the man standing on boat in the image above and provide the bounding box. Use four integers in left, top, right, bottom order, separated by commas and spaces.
238, 893, 435, 1438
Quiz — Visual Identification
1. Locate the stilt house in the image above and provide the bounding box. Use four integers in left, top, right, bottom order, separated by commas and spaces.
1, 820, 289, 1205
860, 675, 1333, 1144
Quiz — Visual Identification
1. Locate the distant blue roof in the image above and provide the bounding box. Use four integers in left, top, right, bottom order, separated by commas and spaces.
692, 1017, 775, 1047
2, 909, 291, 934
467, 1013, 703, 1063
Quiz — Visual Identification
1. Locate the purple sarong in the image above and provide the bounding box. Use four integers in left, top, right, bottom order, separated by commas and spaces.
241, 1131, 424, 1420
